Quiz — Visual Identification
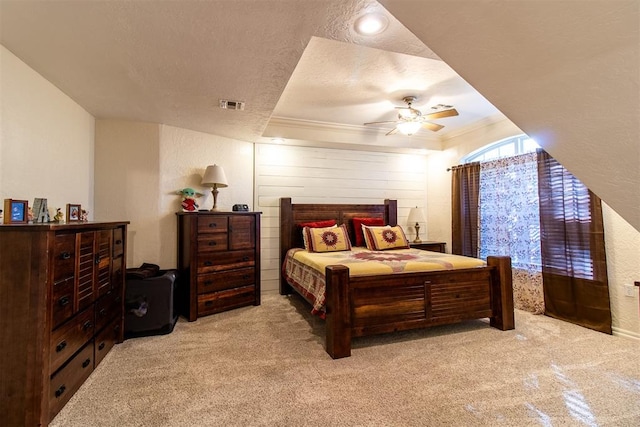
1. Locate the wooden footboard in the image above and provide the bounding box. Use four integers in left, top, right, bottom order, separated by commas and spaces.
325, 256, 514, 359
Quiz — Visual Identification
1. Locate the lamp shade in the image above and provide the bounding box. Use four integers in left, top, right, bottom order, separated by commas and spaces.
407, 207, 425, 225
201, 165, 228, 188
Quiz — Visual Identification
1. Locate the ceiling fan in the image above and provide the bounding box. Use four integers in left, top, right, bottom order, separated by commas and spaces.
364, 96, 459, 136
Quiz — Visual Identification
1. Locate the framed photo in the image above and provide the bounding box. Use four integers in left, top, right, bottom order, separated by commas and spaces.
3, 199, 29, 224
66, 204, 81, 222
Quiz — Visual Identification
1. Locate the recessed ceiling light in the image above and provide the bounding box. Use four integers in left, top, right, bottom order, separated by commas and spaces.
354, 13, 389, 36
271, 138, 285, 144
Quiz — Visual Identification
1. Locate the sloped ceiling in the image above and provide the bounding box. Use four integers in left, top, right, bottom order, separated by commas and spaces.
1, 0, 638, 230
380, 0, 639, 231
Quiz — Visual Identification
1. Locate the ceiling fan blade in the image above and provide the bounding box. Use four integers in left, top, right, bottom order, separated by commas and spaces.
424, 108, 459, 120
385, 127, 399, 136
422, 122, 445, 132
364, 120, 398, 125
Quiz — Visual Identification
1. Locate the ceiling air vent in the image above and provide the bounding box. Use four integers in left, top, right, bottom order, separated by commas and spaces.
219, 99, 245, 110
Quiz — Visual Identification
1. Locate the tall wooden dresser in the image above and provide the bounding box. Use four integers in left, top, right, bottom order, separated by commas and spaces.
0, 221, 128, 426
177, 211, 261, 321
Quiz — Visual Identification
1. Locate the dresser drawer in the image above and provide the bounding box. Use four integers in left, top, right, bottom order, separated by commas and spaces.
95, 318, 119, 367
197, 234, 228, 252
197, 249, 255, 274
197, 215, 228, 234
197, 285, 256, 316
95, 286, 122, 333
197, 267, 255, 294
50, 307, 95, 374
53, 233, 76, 282
51, 276, 75, 329
49, 342, 94, 421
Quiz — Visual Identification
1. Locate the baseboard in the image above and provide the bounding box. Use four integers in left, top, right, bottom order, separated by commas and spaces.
612, 326, 640, 341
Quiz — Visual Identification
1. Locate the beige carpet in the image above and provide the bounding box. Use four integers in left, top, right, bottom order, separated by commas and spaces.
52, 292, 640, 426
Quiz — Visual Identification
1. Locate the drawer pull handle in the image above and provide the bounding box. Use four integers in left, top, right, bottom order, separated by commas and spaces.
204, 280, 213, 286
205, 301, 213, 307
82, 321, 93, 331
82, 358, 91, 368
56, 341, 67, 353
115, 239, 122, 244
204, 261, 213, 266
59, 296, 70, 307
98, 342, 106, 351
60, 252, 71, 260
209, 222, 217, 228
55, 385, 66, 398
242, 256, 250, 262
208, 241, 217, 246
95, 254, 101, 264
242, 275, 250, 280
99, 308, 107, 317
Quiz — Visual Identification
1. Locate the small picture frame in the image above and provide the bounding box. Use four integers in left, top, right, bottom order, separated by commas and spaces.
66, 204, 81, 222
3, 199, 29, 224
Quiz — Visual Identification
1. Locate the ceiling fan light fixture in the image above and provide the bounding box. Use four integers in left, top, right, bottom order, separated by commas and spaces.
396, 121, 422, 136
354, 13, 389, 35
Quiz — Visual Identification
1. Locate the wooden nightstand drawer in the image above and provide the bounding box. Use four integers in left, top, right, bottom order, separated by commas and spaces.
197, 250, 255, 273
197, 267, 255, 294
197, 215, 228, 233
410, 241, 446, 253
197, 285, 256, 316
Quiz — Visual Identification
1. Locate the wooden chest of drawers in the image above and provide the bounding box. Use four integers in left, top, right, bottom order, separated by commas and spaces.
177, 212, 261, 321
0, 221, 128, 426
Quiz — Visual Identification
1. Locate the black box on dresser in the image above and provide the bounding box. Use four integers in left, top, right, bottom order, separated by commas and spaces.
176, 211, 261, 321
0, 221, 128, 426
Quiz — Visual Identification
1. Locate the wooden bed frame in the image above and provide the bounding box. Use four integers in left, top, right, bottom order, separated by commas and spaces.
279, 197, 515, 359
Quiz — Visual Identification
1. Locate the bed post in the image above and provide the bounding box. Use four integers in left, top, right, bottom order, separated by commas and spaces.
325, 265, 351, 359
384, 199, 398, 226
487, 256, 515, 331
279, 197, 293, 295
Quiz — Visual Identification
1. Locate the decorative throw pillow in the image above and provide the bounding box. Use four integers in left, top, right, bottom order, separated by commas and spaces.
304, 224, 352, 252
362, 225, 410, 251
352, 217, 385, 246
297, 220, 337, 250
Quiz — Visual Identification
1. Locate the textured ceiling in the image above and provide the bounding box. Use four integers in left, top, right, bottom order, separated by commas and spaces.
0, 0, 502, 149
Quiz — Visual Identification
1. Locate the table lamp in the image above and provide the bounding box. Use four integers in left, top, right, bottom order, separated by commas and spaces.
201, 164, 228, 211
407, 206, 426, 243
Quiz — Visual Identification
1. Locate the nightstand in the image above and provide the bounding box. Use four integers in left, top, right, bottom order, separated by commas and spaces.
409, 241, 446, 253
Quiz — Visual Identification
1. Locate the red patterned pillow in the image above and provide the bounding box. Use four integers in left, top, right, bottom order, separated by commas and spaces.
352, 217, 384, 246
297, 220, 337, 229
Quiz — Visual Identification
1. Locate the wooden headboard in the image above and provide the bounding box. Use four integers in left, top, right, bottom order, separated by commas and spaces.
279, 197, 398, 272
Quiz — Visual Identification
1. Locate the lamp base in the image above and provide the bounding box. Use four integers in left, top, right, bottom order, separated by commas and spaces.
413, 222, 422, 243
209, 187, 220, 212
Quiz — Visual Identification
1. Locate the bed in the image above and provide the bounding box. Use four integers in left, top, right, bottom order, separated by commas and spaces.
280, 197, 515, 359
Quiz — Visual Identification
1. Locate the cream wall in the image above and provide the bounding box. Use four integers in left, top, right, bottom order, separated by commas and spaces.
1, 45, 94, 215
95, 122, 254, 268
426, 119, 640, 338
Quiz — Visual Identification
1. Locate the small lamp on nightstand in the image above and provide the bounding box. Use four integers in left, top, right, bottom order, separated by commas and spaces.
407, 206, 426, 243
201, 164, 228, 211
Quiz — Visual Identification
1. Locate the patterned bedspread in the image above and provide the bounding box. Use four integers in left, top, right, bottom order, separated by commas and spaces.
282, 247, 486, 316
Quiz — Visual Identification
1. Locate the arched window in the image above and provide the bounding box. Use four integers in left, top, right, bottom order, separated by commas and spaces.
462, 134, 539, 163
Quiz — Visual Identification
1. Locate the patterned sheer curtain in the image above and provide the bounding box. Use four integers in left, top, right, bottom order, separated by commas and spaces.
479, 153, 544, 313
